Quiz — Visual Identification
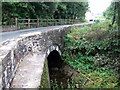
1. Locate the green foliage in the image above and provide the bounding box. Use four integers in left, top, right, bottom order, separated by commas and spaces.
2, 2, 89, 25
104, 1, 120, 34
50, 78, 78, 89
62, 52, 94, 74
103, 3, 114, 20
62, 21, 119, 88
54, 2, 88, 20
77, 26, 91, 35
84, 71, 118, 88
39, 60, 50, 88
91, 20, 111, 31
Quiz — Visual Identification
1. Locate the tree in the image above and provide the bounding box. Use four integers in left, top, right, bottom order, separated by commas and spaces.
112, 2, 120, 34
103, 3, 114, 20
104, 1, 120, 33
2, 2, 89, 25
54, 2, 88, 20
116, 2, 120, 31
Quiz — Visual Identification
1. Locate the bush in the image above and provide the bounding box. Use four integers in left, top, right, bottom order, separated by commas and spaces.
62, 21, 119, 88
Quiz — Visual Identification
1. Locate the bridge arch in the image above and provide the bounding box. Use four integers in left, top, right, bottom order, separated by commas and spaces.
46, 44, 62, 68
46, 44, 61, 57
0, 23, 92, 88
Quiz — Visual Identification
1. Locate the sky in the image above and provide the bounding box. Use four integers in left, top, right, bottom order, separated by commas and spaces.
88, 0, 113, 15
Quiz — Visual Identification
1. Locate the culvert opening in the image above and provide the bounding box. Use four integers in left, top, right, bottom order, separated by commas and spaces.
47, 50, 72, 88
47, 50, 63, 69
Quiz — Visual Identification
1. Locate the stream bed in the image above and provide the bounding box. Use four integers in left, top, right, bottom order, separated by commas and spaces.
49, 63, 73, 88
47, 50, 80, 88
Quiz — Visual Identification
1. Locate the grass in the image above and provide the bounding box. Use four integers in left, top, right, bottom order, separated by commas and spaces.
39, 59, 50, 88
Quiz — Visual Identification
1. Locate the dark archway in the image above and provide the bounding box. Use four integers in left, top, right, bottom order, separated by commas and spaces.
47, 50, 72, 88
47, 50, 66, 88
47, 50, 63, 69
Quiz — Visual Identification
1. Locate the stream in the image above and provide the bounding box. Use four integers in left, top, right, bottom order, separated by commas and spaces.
47, 50, 73, 88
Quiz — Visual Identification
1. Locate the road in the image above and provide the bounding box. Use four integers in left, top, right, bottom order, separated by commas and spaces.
0, 25, 71, 43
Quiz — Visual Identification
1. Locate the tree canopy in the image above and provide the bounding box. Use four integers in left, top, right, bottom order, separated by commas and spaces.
2, 2, 88, 25
104, 1, 120, 31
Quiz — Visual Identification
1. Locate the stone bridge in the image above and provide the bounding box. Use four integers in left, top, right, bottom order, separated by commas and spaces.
0, 23, 92, 89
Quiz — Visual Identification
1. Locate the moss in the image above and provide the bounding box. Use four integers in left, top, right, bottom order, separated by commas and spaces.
39, 59, 50, 88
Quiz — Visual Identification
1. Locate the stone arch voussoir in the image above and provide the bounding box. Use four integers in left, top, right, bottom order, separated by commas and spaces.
46, 44, 61, 57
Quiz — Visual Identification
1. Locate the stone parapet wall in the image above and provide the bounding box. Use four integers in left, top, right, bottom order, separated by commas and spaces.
0, 23, 92, 89
1, 38, 29, 88
2, 26, 20, 32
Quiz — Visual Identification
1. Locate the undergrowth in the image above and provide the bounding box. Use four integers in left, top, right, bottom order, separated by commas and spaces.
62, 21, 120, 88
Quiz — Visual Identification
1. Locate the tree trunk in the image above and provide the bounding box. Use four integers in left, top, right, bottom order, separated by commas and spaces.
117, 2, 120, 33
112, 3, 116, 25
